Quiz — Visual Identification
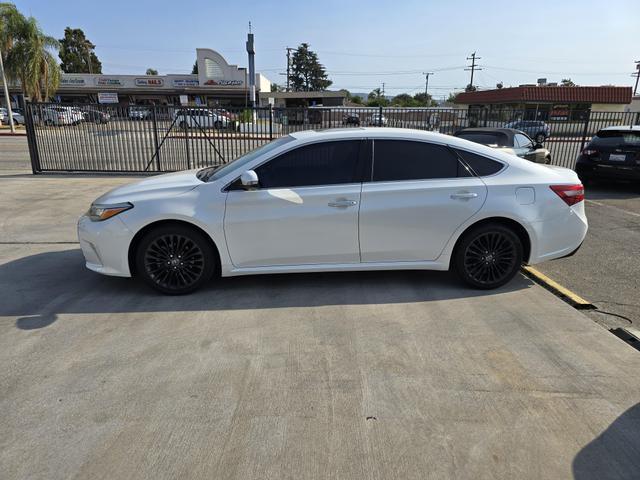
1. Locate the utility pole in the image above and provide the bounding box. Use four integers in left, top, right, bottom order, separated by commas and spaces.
382, 82, 385, 98
246, 23, 256, 108
633, 60, 640, 96
0, 47, 15, 133
285, 47, 293, 92
465, 52, 482, 90
423, 72, 434, 101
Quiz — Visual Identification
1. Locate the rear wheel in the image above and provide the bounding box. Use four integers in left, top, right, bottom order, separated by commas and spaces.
135, 225, 216, 295
454, 224, 523, 289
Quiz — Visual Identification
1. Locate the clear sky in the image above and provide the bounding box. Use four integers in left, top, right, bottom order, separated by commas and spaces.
11, 0, 640, 100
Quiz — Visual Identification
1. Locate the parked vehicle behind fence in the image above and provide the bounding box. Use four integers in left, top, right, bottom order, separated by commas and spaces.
174, 108, 230, 129
78, 127, 587, 295
504, 120, 550, 144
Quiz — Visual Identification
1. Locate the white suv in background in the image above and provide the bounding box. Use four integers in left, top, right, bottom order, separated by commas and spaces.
174, 108, 230, 129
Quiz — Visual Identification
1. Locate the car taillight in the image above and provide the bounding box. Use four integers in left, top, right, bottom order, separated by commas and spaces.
550, 184, 584, 206
582, 148, 598, 156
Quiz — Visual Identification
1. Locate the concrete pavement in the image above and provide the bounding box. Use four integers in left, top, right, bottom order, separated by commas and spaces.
1, 165, 640, 478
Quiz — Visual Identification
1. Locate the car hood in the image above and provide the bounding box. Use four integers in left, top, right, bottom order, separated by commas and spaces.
94, 169, 202, 204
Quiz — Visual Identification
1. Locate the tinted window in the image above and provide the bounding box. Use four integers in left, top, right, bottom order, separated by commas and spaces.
372, 140, 461, 181
457, 132, 510, 147
591, 131, 640, 148
454, 149, 504, 176
515, 133, 533, 149
256, 140, 361, 188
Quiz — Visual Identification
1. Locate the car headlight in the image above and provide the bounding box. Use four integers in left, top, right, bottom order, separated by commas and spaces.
87, 202, 133, 222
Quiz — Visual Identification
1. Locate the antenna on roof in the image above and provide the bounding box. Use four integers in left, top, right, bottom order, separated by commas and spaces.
248, 21, 252, 34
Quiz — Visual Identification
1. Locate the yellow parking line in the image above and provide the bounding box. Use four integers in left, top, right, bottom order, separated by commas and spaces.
522, 266, 595, 310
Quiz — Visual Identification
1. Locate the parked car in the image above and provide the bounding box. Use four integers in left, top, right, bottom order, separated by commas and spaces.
0, 107, 25, 125
575, 126, 640, 183
454, 128, 551, 164
342, 113, 360, 125
82, 108, 110, 124
37, 106, 80, 126
128, 106, 151, 121
367, 114, 387, 126
78, 127, 587, 295
174, 108, 230, 129
504, 120, 550, 144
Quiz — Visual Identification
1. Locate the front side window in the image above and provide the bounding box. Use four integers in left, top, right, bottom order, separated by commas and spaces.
515, 133, 533, 149
255, 140, 361, 188
372, 140, 462, 181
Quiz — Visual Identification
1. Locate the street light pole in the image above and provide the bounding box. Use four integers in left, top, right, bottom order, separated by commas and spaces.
0, 47, 16, 133
423, 72, 434, 101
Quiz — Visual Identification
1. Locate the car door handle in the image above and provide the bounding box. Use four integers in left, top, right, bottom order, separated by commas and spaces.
450, 192, 478, 200
328, 199, 358, 208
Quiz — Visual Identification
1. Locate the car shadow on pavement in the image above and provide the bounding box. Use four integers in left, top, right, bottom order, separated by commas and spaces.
1, 248, 535, 330
586, 181, 640, 200
572, 402, 640, 479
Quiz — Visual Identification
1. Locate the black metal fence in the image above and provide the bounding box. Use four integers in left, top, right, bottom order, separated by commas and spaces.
24, 103, 640, 173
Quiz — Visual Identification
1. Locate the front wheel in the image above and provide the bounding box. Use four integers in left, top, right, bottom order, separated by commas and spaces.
453, 224, 523, 289
135, 225, 216, 295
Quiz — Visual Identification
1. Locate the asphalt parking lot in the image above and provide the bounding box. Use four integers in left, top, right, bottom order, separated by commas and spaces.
1, 138, 640, 479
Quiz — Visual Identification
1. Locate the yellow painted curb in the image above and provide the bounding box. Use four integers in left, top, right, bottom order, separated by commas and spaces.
522, 266, 595, 309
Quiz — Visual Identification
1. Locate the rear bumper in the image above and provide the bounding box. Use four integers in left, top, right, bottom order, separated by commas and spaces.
576, 162, 640, 181
528, 204, 588, 265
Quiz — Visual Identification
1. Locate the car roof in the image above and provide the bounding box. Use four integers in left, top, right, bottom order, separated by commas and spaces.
454, 127, 528, 142
598, 125, 640, 133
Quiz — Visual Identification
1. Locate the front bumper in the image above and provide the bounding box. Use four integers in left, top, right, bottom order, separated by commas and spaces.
77, 215, 134, 277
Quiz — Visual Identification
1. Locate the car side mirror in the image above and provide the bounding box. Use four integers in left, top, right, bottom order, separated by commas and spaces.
240, 170, 259, 189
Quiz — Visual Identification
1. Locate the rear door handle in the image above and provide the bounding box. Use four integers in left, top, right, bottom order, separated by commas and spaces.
328, 199, 358, 208
450, 192, 478, 200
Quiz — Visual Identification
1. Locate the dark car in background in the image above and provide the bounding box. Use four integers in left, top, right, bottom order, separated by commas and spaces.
576, 126, 640, 183
342, 113, 360, 125
454, 128, 551, 164
504, 120, 550, 144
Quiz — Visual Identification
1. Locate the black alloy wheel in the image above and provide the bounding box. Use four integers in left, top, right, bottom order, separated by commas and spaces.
136, 225, 216, 294
454, 224, 523, 289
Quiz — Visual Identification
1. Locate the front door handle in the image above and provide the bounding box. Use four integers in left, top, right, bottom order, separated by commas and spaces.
328, 199, 358, 208
450, 192, 478, 200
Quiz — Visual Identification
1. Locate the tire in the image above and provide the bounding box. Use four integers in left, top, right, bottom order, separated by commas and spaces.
135, 224, 216, 295
545, 155, 551, 164
535, 133, 545, 144
453, 223, 523, 290
213, 120, 222, 129
44, 119, 53, 126
179, 121, 188, 130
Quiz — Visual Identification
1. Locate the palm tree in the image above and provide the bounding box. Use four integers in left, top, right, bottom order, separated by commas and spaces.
1, 4, 60, 101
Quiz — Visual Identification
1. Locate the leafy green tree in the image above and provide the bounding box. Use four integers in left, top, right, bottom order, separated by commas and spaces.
58, 27, 101, 73
447, 92, 460, 103
146, 68, 158, 75
367, 88, 388, 107
351, 95, 363, 104
413, 92, 436, 107
191, 60, 198, 74
2, 4, 60, 101
289, 43, 332, 91
391, 93, 415, 107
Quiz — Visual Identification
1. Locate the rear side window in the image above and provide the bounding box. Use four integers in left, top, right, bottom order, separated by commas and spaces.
256, 140, 361, 188
372, 140, 462, 181
591, 131, 640, 148
453, 149, 504, 176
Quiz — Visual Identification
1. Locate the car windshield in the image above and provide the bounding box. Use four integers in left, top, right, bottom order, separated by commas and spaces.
197, 135, 296, 182
458, 132, 509, 147
591, 130, 640, 147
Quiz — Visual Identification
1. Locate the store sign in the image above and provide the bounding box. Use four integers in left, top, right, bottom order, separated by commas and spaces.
173, 79, 199, 87
135, 77, 164, 87
204, 79, 243, 86
60, 77, 86, 86
98, 92, 119, 104
96, 77, 123, 87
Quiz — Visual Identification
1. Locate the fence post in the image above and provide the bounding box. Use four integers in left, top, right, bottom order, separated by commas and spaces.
24, 103, 41, 174
183, 113, 191, 170
269, 105, 273, 140
151, 106, 161, 171
578, 109, 592, 154
378, 105, 383, 127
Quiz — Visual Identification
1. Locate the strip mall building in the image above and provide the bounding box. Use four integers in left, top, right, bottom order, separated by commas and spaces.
7, 49, 272, 107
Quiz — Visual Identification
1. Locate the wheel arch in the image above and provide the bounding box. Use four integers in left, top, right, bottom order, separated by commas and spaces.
127, 219, 222, 277
451, 216, 532, 265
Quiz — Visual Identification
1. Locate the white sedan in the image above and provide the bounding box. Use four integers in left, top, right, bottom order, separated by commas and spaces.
78, 128, 588, 294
